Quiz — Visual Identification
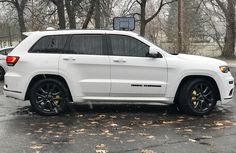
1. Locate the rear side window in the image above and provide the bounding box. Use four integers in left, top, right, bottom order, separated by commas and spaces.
29, 35, 67, 53
69, 34, 103, 55
109, 35, 149, 57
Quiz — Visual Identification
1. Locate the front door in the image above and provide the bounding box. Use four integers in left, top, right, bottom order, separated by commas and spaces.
108, 34, 167, 98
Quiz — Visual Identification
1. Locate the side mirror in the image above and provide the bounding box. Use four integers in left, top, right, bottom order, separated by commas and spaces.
146, 47, 160, 58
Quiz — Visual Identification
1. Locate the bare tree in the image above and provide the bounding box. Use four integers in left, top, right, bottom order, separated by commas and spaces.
82, 0, 96, 29
135, 0, 176, 36
65, 0, 76, 29
214, 0, 235, 58
0, 0, 27, 40
94, 0, 101, 29
50, 0, 66, 29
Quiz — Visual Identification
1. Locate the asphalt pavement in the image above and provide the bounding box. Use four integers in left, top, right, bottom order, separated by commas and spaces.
0, 69, 236, 153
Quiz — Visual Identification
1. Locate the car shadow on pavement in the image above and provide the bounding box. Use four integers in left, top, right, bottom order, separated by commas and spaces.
13, 103, 233, 119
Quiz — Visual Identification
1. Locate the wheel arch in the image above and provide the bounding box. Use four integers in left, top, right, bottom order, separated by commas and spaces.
174, 75, 221, 105
25, 74, 73, 101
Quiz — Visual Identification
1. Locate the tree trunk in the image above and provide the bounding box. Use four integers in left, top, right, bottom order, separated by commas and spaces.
65, 0, 76, 29
177, 0, 183, 53
14, 0, 27, 40
17, 9, 26, 40
51, 0, 66, 29
57, 0, 66, 29
140, 0, 147, 36
222, 0, 235, 58
82, 0, 96, 29
95, 0, 101, 29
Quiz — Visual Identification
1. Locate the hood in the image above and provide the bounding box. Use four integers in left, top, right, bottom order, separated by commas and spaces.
177, 54, 227, 66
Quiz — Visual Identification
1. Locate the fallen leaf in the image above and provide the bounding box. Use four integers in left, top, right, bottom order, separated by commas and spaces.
30, 144, 43, 150
184, 129, 192, 132
150, 124, 159, 127
110, 123, 118, 127
141, 149, 156, 153
91, 121, 99, 124
121, 126, 133, 130
96, 149, 107, 153
189, 138, 197, 143
146, 136, 155, 139
26, 133, 31, 136
113, 137, 120, 140
118, 131, 126, 134
110, 115, 117, 119
101, 129, 109, 133
88, 133, 97, 136
34, 128, 43, 133
163, 121, 174, 124
77, 129, 86, 132
200, 136, 213, 139
215, 122, 224, 126
127, 139, 136, 142
138, 133, 149, 136
96, 144, 106, 148
59, 125, 65, 128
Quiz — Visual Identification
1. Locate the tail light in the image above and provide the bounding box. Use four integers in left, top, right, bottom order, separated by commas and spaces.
6, 56, 20, 66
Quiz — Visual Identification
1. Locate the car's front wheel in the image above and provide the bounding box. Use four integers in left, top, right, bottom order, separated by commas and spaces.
0, 66, 5, 81
178, 78, 217, 115
29, 78, 71, 116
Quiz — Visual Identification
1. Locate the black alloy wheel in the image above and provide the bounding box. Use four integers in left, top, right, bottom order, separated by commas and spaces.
30, 78, 71, 115
178, 78, 217, 115
0, 66, 5, 81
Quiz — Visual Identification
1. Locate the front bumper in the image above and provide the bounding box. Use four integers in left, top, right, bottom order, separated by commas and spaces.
219, 74, 234, 104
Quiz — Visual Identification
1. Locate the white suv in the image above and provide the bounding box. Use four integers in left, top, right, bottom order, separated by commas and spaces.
3, 30, 234, 116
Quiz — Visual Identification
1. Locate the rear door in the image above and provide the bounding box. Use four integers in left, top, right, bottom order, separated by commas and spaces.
59, 34, 110, 100
108, 34, 168, 98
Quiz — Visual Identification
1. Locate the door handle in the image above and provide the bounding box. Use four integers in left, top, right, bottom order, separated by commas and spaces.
113, 58, 126, 63
63, 57, 76, 61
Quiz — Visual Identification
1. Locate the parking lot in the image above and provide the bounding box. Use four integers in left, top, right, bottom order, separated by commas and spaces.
0, 69, 236, 153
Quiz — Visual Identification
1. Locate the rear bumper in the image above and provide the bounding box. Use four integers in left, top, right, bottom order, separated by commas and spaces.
3, 87, 25, 100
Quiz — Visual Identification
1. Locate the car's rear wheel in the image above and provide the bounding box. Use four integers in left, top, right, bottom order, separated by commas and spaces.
29, 78, 71, 116
0, 66, 5, 81
178, 78, 217, 115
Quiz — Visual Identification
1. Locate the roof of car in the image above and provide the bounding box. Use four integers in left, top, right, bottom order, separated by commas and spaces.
0, 46, 14, 50
24, 29, 139, 37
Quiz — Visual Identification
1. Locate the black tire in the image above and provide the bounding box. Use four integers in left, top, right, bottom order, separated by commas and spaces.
178, 78, 217, 116
0, 66, 5, 81
29, 78, 71, 116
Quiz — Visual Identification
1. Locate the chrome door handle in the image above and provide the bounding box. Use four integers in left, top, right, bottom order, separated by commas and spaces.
63, 57, 70, 61
63, 57, 76, 61
113, 58, 126, 63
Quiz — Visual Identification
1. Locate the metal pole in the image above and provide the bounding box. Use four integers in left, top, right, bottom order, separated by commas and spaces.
177, 0, 183, 53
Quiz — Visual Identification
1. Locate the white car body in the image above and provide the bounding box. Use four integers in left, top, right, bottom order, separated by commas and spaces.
3, 30, 234, 107
0, 47, 14, 72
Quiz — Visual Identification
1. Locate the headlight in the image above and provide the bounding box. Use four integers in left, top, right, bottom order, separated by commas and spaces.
219, 66, 230, 73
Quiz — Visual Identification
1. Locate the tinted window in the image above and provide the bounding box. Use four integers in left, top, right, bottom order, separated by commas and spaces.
30, 35, 67, 53
0, 48, 13, 55
109, 35, 149, 57
0, 50, 6, 55
5, 48, 13, 55
69, 35, 103, 55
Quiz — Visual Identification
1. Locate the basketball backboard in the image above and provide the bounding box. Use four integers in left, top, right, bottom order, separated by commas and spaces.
113, 17, 135, 31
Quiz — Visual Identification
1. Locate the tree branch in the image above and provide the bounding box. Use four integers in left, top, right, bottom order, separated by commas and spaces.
145, 0, 176, 24
215, 0, 227, 15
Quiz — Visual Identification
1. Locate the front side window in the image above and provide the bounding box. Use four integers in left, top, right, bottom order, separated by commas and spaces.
29, 35, 67, 53
109, 35, 149, 57
69, 34, 103, 55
